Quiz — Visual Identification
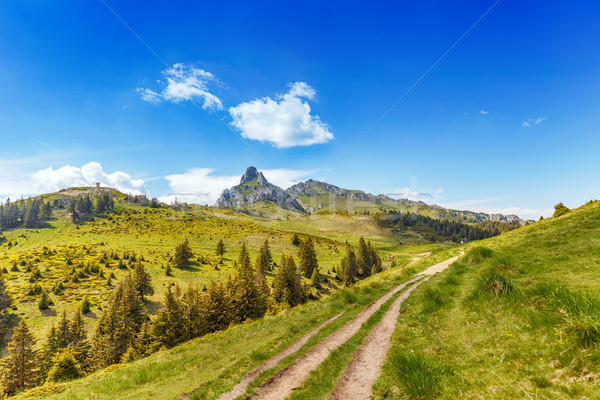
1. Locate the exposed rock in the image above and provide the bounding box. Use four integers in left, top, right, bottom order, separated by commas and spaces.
215, 167, 306, 213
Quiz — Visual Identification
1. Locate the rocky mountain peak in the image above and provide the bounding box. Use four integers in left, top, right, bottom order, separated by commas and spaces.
240, 166, 270, 186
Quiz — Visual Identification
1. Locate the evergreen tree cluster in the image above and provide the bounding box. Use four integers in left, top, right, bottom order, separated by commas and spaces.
337, 237, 383, 286
41, 310, 90, 381
379, 211, 519, 242
68, 193, 114, 222
0, 198, 53, 230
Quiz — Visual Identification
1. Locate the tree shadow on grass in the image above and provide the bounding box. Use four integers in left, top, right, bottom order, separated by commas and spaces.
40, 308, 57, 317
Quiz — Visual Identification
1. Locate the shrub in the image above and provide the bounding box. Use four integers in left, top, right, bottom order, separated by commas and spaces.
553, 202, 570, 218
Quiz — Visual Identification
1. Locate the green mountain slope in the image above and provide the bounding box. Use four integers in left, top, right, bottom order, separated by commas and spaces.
0, 189, 372, 356
374, 200, 600, 399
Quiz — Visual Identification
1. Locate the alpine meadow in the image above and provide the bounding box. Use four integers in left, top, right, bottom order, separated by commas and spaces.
1, 2, 599, 399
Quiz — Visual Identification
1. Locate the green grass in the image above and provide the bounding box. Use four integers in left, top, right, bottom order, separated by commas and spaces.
373, 200, 600, 399
2, 198, 425, 351
14, 249, 446, 400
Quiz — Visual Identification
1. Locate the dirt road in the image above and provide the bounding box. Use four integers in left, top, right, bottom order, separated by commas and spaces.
329, 255, 459, 400
246, 275, 424, 400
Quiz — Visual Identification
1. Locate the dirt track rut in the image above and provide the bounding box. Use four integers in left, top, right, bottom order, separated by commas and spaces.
246, 275, 424, 400
329, 256, 459, 400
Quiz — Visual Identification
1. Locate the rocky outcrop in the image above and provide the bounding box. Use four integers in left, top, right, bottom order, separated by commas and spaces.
489, 213, 529, 226
215, 167, 306, 213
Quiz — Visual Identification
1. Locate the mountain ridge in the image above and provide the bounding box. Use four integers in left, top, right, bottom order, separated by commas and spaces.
214, 167, 534, 225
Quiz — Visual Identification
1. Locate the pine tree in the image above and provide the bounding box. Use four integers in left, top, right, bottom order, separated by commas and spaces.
357, 237, 372, 277
0, 320, 39, 394
291, 233, 300, 246
92, 275, 146, 368
40, 325, 59, 381
310, 266, 322, 288
341, 246, 357, 287
231, 253, 266, 323
180, 285, 206, 340
23, 200, 40, 229
81, 296, 91, 314
0, 273, 13, 331
45, 349, 82, 383
298, 238, 318, 278
368, 242, 383, 274
255, 239, 272, 278
70, 309, 91, 370
38, 290, 52, 310
151, 286, 186, 348
202, 280, 233, 333
56, 310, 72, 349
216, 239, 226, 262
135, 321, 155, 358
132, 263, 154, 301
237, 242, 248, 265
173, 239, 193, 268
273, 256, 303, 307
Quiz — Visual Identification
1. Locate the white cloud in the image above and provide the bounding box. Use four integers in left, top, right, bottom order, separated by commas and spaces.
261, 168, 317, 189
31, 162, 146, 195
229, 82, 333, 148
160, 167, 316, 206
522, 116, 547, 127
0, 160, 146, 202
436, 186, 444, 194
480, 110, 489, 114
137, 63, 223, 110
160, 168, 239, 206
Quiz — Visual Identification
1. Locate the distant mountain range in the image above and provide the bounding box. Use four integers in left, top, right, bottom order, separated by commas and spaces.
215, 167, 534, 225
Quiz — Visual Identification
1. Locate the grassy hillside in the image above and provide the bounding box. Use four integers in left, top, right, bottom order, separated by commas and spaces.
0, 194, 393, 353
0, 188, 459, 360
12, 246, 460, 400
373, 200, 600, 399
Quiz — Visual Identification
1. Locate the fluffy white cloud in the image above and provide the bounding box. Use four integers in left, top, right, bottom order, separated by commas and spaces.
229, 82, 333, 148
31, 162, 146, 195
160, 168, 239, 206
522, 116, 547, 127
160, 167, 316, 205
480, 110, 489, 114
138, 63, 223, 110
0, 160, 147, 202
261, 168, 317, 190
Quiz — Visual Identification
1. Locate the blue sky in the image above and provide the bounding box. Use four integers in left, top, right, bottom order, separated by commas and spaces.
0, 1, 599, 219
